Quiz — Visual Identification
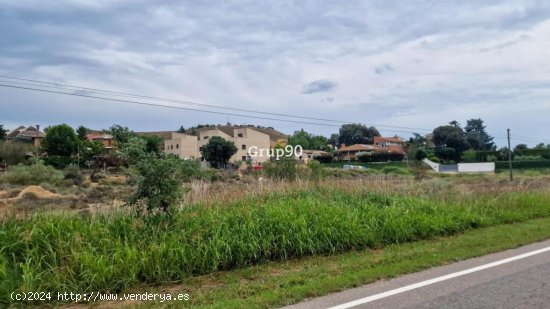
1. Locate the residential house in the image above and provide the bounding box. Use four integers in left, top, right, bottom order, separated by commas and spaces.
86, 133, 115, 151
335, 144, 383, 161
373, 136, 406, 153
163, 125, 288, 164
6, 125, 45, 146
164, 132, 200, 159
296, 150, 328, 163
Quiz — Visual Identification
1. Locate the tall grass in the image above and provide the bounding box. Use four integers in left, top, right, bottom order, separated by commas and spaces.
1, 188, 550, 305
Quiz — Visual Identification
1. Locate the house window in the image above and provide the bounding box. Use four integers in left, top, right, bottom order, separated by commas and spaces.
170, 145, 173, 150
237, 133, 243, 138
176, 144, 179, 149
242, 144, 246, 150
203, 136, 209, 140
242, 156, 247, 161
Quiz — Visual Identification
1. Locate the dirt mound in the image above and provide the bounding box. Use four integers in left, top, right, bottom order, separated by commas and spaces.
17, 186, 59, 199
0, 186, 59, 204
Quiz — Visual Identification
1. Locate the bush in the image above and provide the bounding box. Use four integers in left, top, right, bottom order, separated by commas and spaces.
314, 153, 333, 163
42, 156, 75, 169
414, 149, 428, 161
495, 160, 550, 170
262, 157, 299, 181
0, 162, 63, 185
0, 142, 34, 166
381, 166, 411, 175
307, 160, 325, 180
63, 164, 83, 186
356, 151, 405, 162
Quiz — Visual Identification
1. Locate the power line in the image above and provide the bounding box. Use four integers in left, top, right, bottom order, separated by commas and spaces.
0, 75, 432, 132
0, 83, 424, 135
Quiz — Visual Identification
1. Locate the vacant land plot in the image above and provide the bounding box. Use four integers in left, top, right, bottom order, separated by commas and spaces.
1, 173, 549, 306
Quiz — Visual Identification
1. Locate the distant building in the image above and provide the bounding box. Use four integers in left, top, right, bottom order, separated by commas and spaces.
6, 125, 45, 146
296, 150, 328, 163
86, 133, 115, 151
163, 125, 289, 164
335, 144, 383, 161
373, 136, 406, 153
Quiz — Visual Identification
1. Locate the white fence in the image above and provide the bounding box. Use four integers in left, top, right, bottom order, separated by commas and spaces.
423, 159, 495, 173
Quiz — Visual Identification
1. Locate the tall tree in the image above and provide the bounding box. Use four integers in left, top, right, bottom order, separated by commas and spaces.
288, 129, 311, 149
76, 125, 89, 141
200, 136, 237, 168
177, 126, 186, 133
408, 133, 427, 146
109, 124, 134, 145
432, 125, 470, 162
464, 119, 495, 150
338, 124, 380, 146
449, 120, 461, 128
40, 124, 79, 157
0, 125, 7, 140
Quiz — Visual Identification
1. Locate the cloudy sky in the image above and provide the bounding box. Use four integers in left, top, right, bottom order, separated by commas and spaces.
1, 0, 550, 146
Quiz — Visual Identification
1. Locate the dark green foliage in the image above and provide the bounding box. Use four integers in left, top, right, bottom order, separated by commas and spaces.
200, 136, 237, 168
141, 135, 163, 156
464, 119, 495, 150
514, 144, 528, 151
495, 160, 550, 169
414, 149, 428, 161
434, 147, 457, 162
315, 153, 334, 163
356, 151, 405, 162
0, 125, 7, 140
40, 124, 79, 157
129, 155, 200, 215
76, 126, 89, 141
42, 156, 75, 169
432, 125, 470, 161
408, 133, 427, 147
288, 129, 328, 150
338, 124, 380, 145
109, 124, 134, 145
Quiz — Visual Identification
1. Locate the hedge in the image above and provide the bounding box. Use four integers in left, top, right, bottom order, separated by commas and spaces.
495, 160, 550, 169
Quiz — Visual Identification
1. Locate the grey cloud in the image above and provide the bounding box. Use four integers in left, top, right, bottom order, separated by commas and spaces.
375, 64, 394, 74
301, 80, 337, 94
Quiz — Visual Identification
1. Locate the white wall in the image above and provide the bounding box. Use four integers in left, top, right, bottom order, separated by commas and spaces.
422, 159, 440, 172
457, 162, 495, 173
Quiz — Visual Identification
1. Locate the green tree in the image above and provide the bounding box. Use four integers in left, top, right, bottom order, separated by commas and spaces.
338, 124, 380, 145
142, 135, 164, 156
40, 124, 79, 157
0, 125, 7, 140
288, 129, 311, 149
129, 155, 199, 215
464, 119, 494, 150
432, 125, 470, 162
534, 143, 546, 149
200, 136, 237, 168
514, 144, 528, 151
109, 124, 134, 146
119, 136, 148, 165
408, 133, 427, 146
177, 126, 186, 133
76, 126, 89, 141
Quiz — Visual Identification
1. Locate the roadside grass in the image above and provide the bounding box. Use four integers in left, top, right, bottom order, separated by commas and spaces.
129, 217, 550, 309
2, 185, 550, 306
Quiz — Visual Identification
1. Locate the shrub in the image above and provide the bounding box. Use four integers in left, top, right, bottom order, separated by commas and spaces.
314, 153, 333, 163
0, 142, 34, 166
0, 162, 63, 185
495, 160, 550, 170
356, 151, 405, 162
381, 166, 411, 175
414, 149, 428, 161
262, 157, 299, 181
42, 156, 75, 169
307, 160, 325, 180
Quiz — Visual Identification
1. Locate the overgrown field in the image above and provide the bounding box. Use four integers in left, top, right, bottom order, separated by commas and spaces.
1, 178, 550, 306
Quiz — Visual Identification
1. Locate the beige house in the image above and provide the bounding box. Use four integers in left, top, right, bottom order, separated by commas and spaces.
164, 126, 287, 164
164, 132, 200, 159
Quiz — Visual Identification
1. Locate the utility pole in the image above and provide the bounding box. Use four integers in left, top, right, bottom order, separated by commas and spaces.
36, 124, 40, 160
507, 128, 513, 181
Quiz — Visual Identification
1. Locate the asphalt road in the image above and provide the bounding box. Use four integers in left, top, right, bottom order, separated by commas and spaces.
284, 239, 550, 309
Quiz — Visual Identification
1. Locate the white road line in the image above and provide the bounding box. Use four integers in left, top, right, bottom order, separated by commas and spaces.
328, 246, 550, 309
